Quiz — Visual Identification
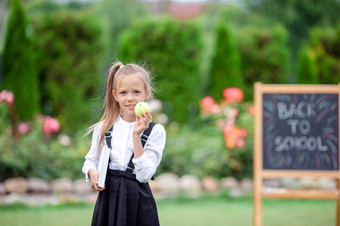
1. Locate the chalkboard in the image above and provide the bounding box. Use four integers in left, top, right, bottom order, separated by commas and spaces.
262, 93, 339, 170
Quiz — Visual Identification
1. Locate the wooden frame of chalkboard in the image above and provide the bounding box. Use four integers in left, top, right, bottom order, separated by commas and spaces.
253, 83, 340, 226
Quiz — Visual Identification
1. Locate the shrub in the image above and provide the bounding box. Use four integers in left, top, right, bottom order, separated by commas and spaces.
32, 9, 104, 132
0, 93, 88, 181
158, 87, 254, 180
297, 24, 340, 84
99, 0, 147, 60
238, 25, 290, 100
209, 22, 244, 100
117, 17, 205, 124
1, 0, 40, 120
297, 47, 318, 84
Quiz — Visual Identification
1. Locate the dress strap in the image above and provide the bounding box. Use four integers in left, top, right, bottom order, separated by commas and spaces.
126, 122, 156, 172
105, 127, 113, 149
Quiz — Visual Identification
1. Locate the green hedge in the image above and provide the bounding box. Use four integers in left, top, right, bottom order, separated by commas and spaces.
117, 17, 204, 124
297, 24, 340, 84
1, 0, 40, 120
238, 25, 290, 100
33, 10, 104, 131
209, 23, 244, 100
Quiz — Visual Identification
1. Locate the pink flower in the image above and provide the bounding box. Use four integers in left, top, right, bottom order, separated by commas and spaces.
200, 96, 215, 108
58, 134, 71, 146
43, 116, 60, 134
18, 122, 30, 135
235, 139, 246, 148
240, 128, 248, 137
200, 96, 220, 115
228, 108, 239, 118
223, 124, 234, 134
222, 87, 244, 104
216, 119, 225, 128
248, 105, 255, 116
223, 126, 248, 150
0, 90, 14, 106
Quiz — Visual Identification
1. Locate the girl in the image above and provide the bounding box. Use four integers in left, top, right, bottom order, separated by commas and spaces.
82, 62, 166, 226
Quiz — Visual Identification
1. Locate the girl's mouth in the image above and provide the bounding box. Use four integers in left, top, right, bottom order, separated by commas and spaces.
126, 104, 135, 110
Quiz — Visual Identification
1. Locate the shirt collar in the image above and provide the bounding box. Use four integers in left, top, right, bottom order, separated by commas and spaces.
117, 115, 136, 127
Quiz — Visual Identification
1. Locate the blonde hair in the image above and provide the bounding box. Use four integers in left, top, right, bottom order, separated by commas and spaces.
86, 61, 153, 150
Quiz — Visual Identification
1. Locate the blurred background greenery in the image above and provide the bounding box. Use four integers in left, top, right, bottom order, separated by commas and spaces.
0, 0, 340, 182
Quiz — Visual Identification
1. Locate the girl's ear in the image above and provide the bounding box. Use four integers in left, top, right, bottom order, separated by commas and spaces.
146, 88, 151, 100
112, 90, 118, 102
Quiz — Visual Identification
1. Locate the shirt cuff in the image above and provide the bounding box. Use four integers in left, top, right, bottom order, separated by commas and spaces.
83, 166, 93, 183
132, 153, 149, 170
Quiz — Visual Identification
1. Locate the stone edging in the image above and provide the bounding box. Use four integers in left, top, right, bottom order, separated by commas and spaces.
0, 173, 336, 206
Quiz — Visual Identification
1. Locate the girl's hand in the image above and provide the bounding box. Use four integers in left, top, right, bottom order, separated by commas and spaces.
133, 112, 152, 136
88, 169, 105, 191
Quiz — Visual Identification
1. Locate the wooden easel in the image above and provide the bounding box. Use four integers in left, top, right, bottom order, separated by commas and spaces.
253, 83, 340, 226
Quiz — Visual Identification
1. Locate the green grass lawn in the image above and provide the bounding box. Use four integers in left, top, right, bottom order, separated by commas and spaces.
0, 195, 336, 226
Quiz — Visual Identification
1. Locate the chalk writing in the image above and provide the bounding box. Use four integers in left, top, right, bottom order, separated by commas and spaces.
263, 94, 339, 170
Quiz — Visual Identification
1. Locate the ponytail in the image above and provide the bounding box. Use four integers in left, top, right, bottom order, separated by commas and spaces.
85, 62, 123, 151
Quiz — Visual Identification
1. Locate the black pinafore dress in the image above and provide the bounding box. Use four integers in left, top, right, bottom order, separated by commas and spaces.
91, 122, 159, 226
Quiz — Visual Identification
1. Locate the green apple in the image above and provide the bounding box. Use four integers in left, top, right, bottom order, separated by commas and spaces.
134, 102, 150, 117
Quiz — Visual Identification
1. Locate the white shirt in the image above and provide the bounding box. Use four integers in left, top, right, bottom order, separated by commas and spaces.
82, 116, 166, 183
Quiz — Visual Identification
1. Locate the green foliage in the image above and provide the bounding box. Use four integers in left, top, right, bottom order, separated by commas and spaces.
26, 0, 60, 15
297, 47, 318, 84
246, 0, 340, 81
158, 125, 227, 179
0, 103, 89, 181
33, 10, 104, 132
209, 23, 243, 100
297, 24, 340, 84
158, 100, 254, 180
99, 0, 147, 61
247, 0, 340, 51
1, 0, 40, 120
238, 25, 290, 100
208, 7, 290, 100
118, 17, 204, 124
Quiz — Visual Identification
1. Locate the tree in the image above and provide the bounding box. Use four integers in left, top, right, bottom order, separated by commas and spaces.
247, 0, 340, 50
297, 24, 340, 84
33, 10, 104, 131
99, 0, 147, 62
247, 0, 340, 81
1, 0, 40, 120
209, 23, 244, 100
118, 18, 204, 124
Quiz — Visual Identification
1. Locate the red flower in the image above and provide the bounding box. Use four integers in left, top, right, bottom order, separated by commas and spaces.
0, 90, 14, 106
43, 116, 60, 134
222, 87, 244, 104
200, 96, 220, 115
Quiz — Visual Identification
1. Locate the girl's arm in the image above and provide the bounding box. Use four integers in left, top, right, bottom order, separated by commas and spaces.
82, 123, 102, 183
132, 120, 166, 183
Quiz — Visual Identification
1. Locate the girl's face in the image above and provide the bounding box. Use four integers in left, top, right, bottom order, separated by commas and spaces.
112, 74, 151, 122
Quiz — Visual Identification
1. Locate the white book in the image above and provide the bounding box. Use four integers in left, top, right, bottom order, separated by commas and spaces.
97, 146, 110, 188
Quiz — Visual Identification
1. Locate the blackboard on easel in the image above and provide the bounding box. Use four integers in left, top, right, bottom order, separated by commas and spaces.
253, 83, 340, 226
262, 93, 339, 171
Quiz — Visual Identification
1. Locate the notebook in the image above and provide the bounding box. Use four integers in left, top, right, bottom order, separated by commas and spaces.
97, 146, 110, 188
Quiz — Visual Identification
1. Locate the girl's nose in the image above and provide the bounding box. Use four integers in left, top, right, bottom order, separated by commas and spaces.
127, 93, 134, 101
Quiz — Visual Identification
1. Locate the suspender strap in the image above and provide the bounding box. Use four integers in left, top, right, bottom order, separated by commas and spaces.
105, 121, 157, 171
126, 122, 156, 171
105, 127, 113, 149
